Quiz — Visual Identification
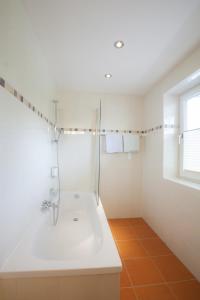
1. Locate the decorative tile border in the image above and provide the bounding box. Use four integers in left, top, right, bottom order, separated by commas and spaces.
0, 77, 179, 136
62, 125, 167, 136
141, 124, 179, 135
0, 76, 54, 127
62, 128, 142, 135
142, 125, 163, 135
62, 125, 179, 136
164, 124, 180, 129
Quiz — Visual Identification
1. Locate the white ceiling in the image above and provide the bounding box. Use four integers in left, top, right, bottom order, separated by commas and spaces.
22, 0, 200, 95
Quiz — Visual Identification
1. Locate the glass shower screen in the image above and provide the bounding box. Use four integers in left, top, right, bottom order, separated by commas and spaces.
94, 100, 101, 205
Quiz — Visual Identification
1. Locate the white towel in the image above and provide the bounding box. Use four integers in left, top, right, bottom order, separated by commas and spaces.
123, 134, 140, 152
105, 134, 123, 153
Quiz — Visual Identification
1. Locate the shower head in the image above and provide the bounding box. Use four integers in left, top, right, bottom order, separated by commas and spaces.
52, 100, 59, 125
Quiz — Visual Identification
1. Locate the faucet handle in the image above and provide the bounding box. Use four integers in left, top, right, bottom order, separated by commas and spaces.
41, 200, 52, 210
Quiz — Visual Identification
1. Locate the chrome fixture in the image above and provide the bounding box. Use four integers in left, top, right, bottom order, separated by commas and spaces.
41, 200, 52, 211
50, 100, 62, 226
41, 200, 59, 225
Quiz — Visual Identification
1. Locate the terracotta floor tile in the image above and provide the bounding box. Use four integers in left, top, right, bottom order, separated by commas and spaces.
121, 265, 131, 287
153, 255, 194, 282
128, 218, 146, 226
124, 258, 164, 285
111, 225, 136, 240
169, 280, 200, 300
120, 288, 137, 300
140, 238, 172, 256
135, 284, 175, 300
117, 240, 148, 259
130, 224, 157, 239
108, 218, 131, 227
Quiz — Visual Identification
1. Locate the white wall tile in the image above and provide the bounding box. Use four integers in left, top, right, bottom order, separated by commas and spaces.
142, 45, 200, 280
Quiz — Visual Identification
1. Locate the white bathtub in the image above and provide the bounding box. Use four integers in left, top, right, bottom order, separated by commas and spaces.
0, 192, 121, 300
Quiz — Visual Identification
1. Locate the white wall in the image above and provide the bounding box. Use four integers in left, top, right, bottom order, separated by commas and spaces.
57, 92, 143, 218
0, 0, 55, 268
0, 0, 54, 117
142, 45, 200, 280
101, 95, 143, 218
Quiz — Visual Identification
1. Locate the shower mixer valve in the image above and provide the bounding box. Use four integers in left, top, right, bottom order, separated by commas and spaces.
41, 199, 59, 211
41, 200, 52, 211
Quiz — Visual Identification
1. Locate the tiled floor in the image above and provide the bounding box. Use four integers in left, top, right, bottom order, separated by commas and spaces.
108, 218, 200, 300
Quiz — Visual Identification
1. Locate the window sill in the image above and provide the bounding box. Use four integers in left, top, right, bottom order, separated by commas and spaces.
164, 175, 200, 191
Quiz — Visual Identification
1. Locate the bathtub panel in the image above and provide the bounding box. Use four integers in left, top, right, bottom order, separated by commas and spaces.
59, 274, 119, 300
0, 274, 119, 300
0, 279, 17, 300
17, 277, 59, 300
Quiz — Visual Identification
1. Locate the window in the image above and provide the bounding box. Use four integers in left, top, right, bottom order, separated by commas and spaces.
179, 85, 200, 182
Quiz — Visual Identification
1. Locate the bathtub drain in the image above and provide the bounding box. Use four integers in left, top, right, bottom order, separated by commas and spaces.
73, 218, 79, 221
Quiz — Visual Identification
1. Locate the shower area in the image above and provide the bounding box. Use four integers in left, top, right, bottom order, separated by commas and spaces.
42, 100, 103, 258
0, 98, 121, 300
50, 99, 101, 226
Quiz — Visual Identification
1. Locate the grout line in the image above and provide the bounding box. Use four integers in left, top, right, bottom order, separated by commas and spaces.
124, 240, 150, 299
164, 278, 196, 285
121, 265, 196, 289
132, 282, 173, 288
122, 259, 139, 300
122, 257, 175, 299
148, 254, 178, 299
123, 250, 178, 299
166, 278, 198, 300
114, 237, 162, 241
123, 279, 196, 288
112, 219, 197, 300
166, 284, 179, 300
122, 253, 173, 259
127, 258, 196, 298
132, 230, 179, 299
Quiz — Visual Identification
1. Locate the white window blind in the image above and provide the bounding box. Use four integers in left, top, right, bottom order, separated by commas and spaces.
182, 94, 200, 175
183, 129, 200, 172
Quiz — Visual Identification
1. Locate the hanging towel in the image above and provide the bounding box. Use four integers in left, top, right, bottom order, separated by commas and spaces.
105, 133, 123, 153
123, 134, 140, 152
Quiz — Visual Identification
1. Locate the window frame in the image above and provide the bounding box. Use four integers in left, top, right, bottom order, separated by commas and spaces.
179, 84, 200, 183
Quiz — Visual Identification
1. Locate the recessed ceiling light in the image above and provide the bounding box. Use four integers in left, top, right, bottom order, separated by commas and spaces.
114, 40, 124, 49
105, 73, 112, 78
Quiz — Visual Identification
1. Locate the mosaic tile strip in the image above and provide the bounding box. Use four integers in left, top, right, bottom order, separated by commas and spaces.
141, 124, 178, 135
0, 77, 178, 135
62, 128, 141, 135
0, 76, 54, 127
164, 124, 180, 129
62, 125, 167, 136
62, 125, 179, 135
